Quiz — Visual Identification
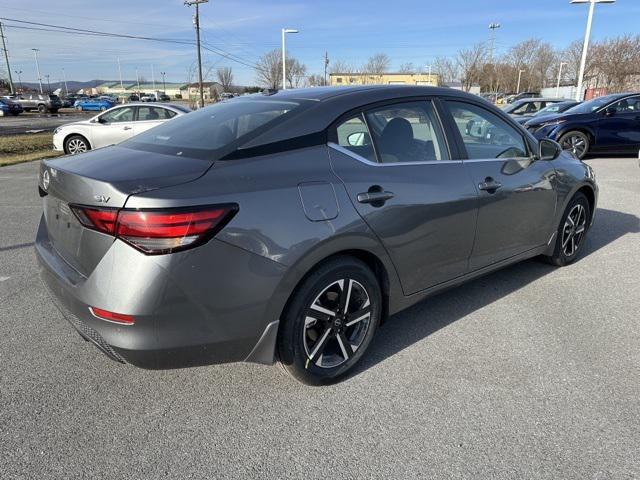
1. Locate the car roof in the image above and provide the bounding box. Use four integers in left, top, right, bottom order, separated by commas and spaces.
237, 85, 488, 149
109, 102, 189, 111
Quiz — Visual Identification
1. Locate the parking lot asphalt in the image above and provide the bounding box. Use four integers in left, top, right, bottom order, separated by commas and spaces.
0, 110, 94, 135
0, 157, 639, 479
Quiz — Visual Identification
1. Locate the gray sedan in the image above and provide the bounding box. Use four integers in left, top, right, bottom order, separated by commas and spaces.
36, 86, 598, 385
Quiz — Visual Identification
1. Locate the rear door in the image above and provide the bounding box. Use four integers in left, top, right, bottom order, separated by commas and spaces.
596, 96, 640, 152
329, 99, 478, 295
91, 106, 136, 148
133, 106, 176, 135
443, 100, 557, 270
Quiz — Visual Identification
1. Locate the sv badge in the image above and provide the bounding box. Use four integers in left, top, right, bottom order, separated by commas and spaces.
94, 195, 111, 203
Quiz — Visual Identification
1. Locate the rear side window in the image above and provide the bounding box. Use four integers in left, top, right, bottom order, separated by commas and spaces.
124, 99, 305, 159
364, 101, 448, 163
446, 101, 529, 159
100, 107, 134, 123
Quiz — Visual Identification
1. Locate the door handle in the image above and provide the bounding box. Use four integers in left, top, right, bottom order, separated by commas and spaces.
357, 190, 394, 205
478, 178, 502, 192
123, 126, 132, 130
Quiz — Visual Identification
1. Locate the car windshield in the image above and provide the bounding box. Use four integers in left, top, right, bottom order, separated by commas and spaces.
123, 98, 308, 160
536, 102, 571, 115
565, 95, 623, 114
501, 102, 521, 113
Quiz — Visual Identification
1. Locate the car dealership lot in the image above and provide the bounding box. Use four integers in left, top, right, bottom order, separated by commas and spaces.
0, 158, 638, 478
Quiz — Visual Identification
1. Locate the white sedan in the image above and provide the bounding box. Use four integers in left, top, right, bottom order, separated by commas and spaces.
53, 103, 190, 155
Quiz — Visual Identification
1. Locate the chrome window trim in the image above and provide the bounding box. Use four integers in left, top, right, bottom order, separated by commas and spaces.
328, 142, 463, 166
462, 156, 535, 163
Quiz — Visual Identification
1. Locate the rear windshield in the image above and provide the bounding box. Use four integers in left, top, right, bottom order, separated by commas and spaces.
123, 98, 307, 159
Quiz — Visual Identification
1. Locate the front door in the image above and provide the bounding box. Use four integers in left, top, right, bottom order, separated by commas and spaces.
329, 99, 478, 295
596, 96, 640, 153
443, 100, 558, 270
91, 106, 136, 148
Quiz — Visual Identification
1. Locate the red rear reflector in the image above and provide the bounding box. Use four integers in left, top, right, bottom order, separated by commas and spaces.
89, 307, 135, 325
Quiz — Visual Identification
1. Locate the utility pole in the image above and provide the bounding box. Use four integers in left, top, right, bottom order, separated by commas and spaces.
32, 48, 43, 93
135, 67, 140, 96
45, 74, 51, 94
160, 71, 166, 93
151, 64, 156, 90
0, 22, 15, 94
185, 0, 208, 108
324, 51, 329, 86
62, 68, 68, 96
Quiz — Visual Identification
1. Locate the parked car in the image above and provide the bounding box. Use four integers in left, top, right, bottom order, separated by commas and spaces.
127, 94, 140, 102
0, 97, 24, 116
502, 97, 572, 119
158, 93, 171, 102
37, 86, 598, 385
506, 92, 540, 104
140, 93, 157, 102
61, 97, 76, 108
524, 92, 640, 159
74, 98, 116, 112
53, 103, 190, 154
14, 93, 62, 113
514, 100, 580, 125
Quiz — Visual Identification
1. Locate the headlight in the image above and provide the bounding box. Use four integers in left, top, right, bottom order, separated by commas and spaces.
53, 127, 61, 135
540, 119, 567, 128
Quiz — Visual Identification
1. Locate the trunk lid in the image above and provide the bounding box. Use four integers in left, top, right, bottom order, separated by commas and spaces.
39, 145, 213, 276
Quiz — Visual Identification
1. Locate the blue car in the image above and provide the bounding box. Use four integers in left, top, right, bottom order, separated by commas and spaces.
74, 98, 116, 112
524, 92, 640, 159
0, 97, 24, 116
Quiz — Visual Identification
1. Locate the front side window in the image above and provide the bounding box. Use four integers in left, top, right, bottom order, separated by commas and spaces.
611, 97, 640, 113
99, 107, 134, 123
512, 101, 542, 115
365, 101, 448, 163
335, 114, 376, 163
446, 101, 528, 159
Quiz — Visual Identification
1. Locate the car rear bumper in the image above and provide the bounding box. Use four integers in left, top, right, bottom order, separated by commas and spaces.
35, 215, 287, 369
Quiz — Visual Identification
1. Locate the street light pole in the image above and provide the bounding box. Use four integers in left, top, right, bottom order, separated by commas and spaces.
516, 69, 525, 94
556, 62, 568, 97
185, 0, 208, 108
160, 71, 166, 93
32, 48, 43, 94
281, 28, 298, 90
45, 74, 51, 94
488, 22, 501, 102
571, 0, 615, 101
15, 70, 23, 91
62, 68, 68, 96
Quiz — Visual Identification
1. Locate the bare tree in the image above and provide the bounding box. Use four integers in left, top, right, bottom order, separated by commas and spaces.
216, 66, 234, 91
457, 43, 486, 92
592, 35, 640, 91
307, 74, 327, 87
330, 59, 357, 85
433, 56, 459, 85
363, 53, 391, 74
285, 58, 307, 88
399, 62, 415, 74
255, 49, 282, 89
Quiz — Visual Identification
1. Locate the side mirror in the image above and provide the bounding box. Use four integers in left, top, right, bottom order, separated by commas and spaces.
604, 106, 616, 117
538, 138, 562, 161
96, 116, 107, 124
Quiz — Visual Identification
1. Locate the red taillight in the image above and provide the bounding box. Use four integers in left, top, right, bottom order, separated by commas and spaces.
71, 204, 237, 254
71, 206, 118, 235
89, 307, 135, 325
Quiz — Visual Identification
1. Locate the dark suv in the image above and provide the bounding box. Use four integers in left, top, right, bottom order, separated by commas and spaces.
15, 93, 63, 113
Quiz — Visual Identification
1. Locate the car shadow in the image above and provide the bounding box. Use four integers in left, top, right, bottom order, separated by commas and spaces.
352, 207, 640, 376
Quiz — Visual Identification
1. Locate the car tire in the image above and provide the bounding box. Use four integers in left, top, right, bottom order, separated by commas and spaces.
99, 106, 107, 111
559, 130, 590, 159
278, 256, 381, 385
544, 192, 591, 267
37, 104, 46, 114
64, 135, 90, 155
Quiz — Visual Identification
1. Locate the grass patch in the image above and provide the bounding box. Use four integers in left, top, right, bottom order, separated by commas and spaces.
0, 133, 62, 167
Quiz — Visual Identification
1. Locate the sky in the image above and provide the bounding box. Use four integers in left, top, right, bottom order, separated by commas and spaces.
1, 0, 639, 86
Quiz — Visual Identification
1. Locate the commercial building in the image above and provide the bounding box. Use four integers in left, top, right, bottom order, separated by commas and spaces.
96, 82, 188, 98
329, 72, 438, 87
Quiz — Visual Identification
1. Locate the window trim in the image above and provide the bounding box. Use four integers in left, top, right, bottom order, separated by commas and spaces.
442, 99, 535, 161
328, 142, 462, 167
329, 96, 453, 165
